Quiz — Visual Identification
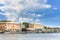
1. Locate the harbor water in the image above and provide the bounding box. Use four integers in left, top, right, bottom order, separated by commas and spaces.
0, 33, 60, 40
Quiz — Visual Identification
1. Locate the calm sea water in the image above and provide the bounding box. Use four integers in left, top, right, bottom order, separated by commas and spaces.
0, 33, 60, 40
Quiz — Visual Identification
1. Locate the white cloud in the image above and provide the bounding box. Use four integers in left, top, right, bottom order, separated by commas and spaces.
0, 0, 52, 23
19, 17, 33, 23
45, 25, 60, 28
36, 14, 42, 17
42, 4, 52, 8
34, 19, 41, 24
53, 7, 58, 10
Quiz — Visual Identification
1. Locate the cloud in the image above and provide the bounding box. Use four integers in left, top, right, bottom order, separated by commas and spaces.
45, 25, 60, 28
19, 17, 33, 23
53, 7, 58, 10
34, 19, 40, 24
36, 14, 42, 17
0, 0, 52, 23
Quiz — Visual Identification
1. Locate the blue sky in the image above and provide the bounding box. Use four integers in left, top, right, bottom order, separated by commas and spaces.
0, 0, 60, 27
40, 0, 60, 27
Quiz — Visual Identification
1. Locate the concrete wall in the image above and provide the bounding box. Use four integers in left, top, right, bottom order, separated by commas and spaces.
0, 23, 5, 30
33, 24, 44, 29
29, 24, 44, 29
27, 24, 44, 31
0, 22, 21, 32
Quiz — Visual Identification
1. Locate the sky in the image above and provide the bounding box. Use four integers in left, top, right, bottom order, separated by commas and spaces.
0, 0, 60, 27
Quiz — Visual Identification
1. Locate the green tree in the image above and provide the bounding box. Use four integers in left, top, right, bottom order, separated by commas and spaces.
0, 20, 11, 22
23, 22, 30, 28
44, 26, 48, 30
